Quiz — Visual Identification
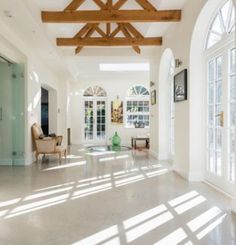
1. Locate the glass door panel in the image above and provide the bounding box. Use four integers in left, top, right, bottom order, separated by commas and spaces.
84, 100, 106, 142
206, 47, 236, 194
0, 62, 25, 165
96, 101, 106, 140
84, 101, 94, 141
207, 57, 223, 176
0, 62, 12, 165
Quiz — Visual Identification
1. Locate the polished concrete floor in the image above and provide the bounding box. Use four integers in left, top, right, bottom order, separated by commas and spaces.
0, 145, 236, 245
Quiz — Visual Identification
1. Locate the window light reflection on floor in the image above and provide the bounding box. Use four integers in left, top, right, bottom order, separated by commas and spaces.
125, 211, 174, 243
24, 186, 73, 201
154, 228, 187, 245
43, 161, 86, 171
0, 198, 21, 208
123, 204, 167, 229
187, 206, 222, 232
168, 191, 199, 207
174, 195, 206, 215
34, 181, 75, 192
5, 194, 69, 219
71, 225, 119, 245
196, 213, 227, 240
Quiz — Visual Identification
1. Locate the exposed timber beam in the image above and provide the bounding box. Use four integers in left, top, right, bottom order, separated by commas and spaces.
57, 37, 162, 46
113, 0, 127, 10
64, 0, 86, 12
41, 10, 181, 23
119, 24, 140, 54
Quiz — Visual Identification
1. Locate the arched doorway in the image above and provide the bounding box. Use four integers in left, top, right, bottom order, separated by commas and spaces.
159, 48, 175, 160
83, 86, 107, 143
190, 0, 236, 194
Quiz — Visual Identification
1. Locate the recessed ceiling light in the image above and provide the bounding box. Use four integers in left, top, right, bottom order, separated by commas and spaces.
3, 10, 14, 18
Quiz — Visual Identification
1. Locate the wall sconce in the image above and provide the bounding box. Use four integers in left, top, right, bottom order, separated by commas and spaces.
150, 81, 155, 87
175, 58, 183, 68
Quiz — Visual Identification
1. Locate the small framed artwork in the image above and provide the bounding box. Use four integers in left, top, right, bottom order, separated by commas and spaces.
151, 90, 156, 105
174, 69, 187, 102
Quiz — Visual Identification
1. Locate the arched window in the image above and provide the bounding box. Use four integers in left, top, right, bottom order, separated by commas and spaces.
205, 0, 235, 186
127, 85, 150, 97
83, 86, 107, 97
126, 85, 150, 128
206, 0, 235, 49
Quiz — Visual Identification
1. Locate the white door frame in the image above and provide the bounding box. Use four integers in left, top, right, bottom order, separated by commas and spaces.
82, 97, 107, 144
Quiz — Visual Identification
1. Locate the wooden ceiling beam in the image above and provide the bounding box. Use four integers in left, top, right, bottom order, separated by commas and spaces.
41, 10, 181, 23
95, 25, 107, 37
75, 24, 98, 54
119, 24, 140, 54
106, 23, 111, 36
64, 0, 86, 12
135, 0, 157, 11
107, 0, 113, 10
110, 25, 122, 37
123, 23, 143, 38
57, 37, 163, 46
113, 0, 127, 10
93, 0, 107, 10
73, 23, 94, 38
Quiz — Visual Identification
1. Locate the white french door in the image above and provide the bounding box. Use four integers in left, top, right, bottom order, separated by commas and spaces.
206, 46, 235, 194
84, 99, 106, 143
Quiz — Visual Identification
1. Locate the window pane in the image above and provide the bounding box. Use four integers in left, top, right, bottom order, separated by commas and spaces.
216, 57, 222, 80
207, 32, 222, 49
209, 60, 215, 82
211, 15, 224, 34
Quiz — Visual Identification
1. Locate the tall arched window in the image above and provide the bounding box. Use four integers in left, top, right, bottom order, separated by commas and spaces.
126, 85, 150, 128
205, 0, 235, 193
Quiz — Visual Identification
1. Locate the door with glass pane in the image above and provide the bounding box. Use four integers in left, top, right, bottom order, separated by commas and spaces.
206, 48, 235, 193
0, 62, 25, 165
84, 100, 106, 142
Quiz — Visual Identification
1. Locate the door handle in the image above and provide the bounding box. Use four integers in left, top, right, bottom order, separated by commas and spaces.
215, 111, 224, 127
0, 108, 2, 121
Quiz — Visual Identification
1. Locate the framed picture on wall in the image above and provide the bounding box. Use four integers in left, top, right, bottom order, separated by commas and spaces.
151, 90, 156, 105
111, 98, 123, 124
174, 69, 187, 102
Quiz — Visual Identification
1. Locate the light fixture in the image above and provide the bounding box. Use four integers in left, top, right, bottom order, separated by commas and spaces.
150, 81, 155, 87
175, 58, 183, 68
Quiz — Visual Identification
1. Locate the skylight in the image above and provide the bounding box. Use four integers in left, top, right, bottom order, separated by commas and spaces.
99, 63, 150, 71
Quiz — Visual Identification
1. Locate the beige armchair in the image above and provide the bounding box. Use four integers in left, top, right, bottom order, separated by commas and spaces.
32, 123, 66, 163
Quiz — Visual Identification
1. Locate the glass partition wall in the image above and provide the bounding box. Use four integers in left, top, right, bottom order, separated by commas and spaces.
0, 60, 25, 166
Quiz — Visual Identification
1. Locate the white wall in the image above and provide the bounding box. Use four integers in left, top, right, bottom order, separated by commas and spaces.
0, 18, 68, 165
150, 0, 207, 179
70, 73, 150, 146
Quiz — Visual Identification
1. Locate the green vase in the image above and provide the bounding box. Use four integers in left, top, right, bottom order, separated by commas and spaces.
112, 132, 121, 146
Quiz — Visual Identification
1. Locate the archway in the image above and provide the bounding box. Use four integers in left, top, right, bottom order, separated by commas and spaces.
158, 48, 175, 160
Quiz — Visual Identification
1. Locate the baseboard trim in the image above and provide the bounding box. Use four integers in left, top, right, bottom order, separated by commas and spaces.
203, 180, 234, 199
173, 168, 188, 180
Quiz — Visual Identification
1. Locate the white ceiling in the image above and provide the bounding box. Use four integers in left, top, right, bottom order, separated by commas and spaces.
0, 0, 187, 81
